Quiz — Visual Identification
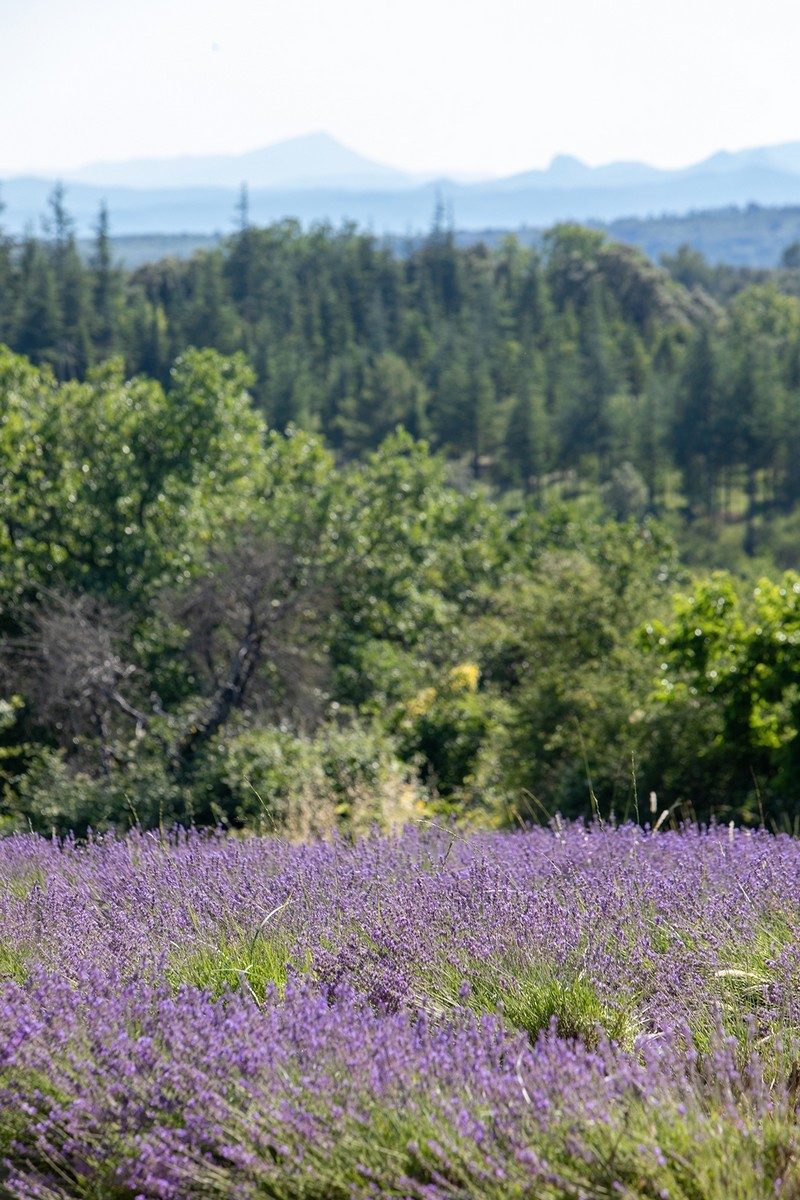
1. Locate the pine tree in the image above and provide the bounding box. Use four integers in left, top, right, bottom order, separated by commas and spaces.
60, 246, 92, 378
187, 252, 237, 352
672, 325, 718, 516
236, 182, 250, 233
15, 234, 59, 364
467, 364, 495, 479
505, 386, 551, 494
631, 372, 669, 510
577, 279, 618, 473
92, 203, 121, 358
226, 189, 258, 332
0, 186, 14, 345
44, 184, 91, 378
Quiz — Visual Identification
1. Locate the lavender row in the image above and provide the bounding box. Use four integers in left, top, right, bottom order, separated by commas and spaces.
3, 823, 800, 1034
2, 974, 798, 1198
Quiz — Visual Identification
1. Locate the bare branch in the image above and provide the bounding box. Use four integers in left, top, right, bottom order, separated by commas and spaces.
0, 593, 146, 767
167, 534, 329, 770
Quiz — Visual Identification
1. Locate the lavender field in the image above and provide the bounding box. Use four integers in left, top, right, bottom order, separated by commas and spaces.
3, 822, 800, 1198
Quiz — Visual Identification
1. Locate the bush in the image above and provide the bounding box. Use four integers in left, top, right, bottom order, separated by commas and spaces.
197, 722, 425, 836
396, 662, 507, 811
8, 748, 186, 835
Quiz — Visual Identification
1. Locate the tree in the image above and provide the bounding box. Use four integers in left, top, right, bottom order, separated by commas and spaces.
481, 521, 674, 818
602, 462, 649, 521
1, 593, 145, 778
672, 324, 720, 515
43, 184, 91, 379
14, 236, 59, 364
504, 382, 551, 494
326, 430, 505, 710
167, 534, 328, 772
0, 186, 14, 346
92, 202, 122, 357
185, 252, 238, 353
782, 242, 800, 270
0, 347, 266, 601
720, 287, 800, 549
643, 572, 800, 818
236, 182, 250, 232
1, 532, 327, 800
576, 279, 619, 472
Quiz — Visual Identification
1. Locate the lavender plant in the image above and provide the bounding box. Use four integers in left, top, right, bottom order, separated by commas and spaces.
2, 823, 800, 1197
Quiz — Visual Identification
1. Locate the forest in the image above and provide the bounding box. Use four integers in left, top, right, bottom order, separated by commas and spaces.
3, 188, 800, 834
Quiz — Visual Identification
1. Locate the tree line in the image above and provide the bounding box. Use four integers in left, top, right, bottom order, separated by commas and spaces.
4, 195, 800, 831
6, 188, 800, 553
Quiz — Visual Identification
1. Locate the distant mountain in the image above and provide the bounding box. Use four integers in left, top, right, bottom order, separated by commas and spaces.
5, 135, 800, 239
693, 144, 800, 177
484, 153, 668, 192
64, 132, 414, 192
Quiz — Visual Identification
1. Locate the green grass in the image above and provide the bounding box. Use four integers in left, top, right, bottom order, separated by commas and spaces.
0, 940, 29, 984
0, 868, 46, 901
691, 912, 797, 1052
215, 1073, 800, 1200
167, 932, 305, 1002
422, 955, 638, 1048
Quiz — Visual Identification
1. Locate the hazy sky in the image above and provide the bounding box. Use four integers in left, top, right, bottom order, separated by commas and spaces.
2, 0, 799, 177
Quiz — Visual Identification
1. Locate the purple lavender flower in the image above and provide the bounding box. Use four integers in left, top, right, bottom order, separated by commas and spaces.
2, 823, 800, 1196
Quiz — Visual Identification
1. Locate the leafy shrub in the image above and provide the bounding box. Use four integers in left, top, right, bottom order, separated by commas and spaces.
197, 722, 425, 835
397, 662, 506, 806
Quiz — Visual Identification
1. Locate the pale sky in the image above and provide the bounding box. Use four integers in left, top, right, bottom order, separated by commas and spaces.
2, 0, 800, 178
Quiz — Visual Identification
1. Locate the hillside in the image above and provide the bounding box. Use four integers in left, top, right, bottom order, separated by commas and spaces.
67, 204, 800, 272
446, 206, 800, 270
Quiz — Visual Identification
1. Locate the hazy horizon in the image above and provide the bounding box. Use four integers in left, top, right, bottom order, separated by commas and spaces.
7, 129, 800, 185
2, 0, 800, 179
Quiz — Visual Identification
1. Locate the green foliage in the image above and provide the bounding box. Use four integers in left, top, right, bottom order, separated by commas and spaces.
397, 663, 506, 806
195, 722, 421, 833
167, 930, 300, 1002
431, 956, 636, 1047
6, 206, 800, 565
0, 940, 28, 984
643, 571, 800, 817
0, 344, 265, 601
326, 430, 506, 709
602, 461, 649, 520
480, 515, 677, 818
8, 748, 185, 835
6, 208, 800, 830
0, 210, 717, 507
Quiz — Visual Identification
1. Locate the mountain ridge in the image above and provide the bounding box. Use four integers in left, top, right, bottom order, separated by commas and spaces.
16, 133, 800, 194
62, 132, 416, 192
4, 134, 800, 238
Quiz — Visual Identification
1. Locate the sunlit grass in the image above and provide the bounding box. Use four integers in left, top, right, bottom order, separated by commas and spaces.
0, 940, 29, 984
421, 955, 638, 1048
167, 932, 305, 1002
0, 868, 46, 901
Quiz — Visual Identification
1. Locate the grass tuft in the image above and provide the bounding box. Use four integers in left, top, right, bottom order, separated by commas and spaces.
167, 934, 305, 1002
0, 941, 29, 984
426, 957, 638, 1048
